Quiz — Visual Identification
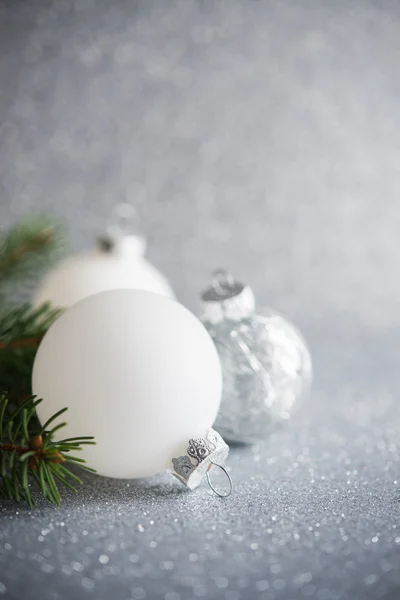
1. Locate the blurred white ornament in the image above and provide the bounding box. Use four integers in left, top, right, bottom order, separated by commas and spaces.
34, 204, 174, 309
201, 270, 313, 444
32, 289, 222, 478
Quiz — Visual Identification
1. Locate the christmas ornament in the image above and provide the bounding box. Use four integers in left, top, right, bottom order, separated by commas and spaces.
34, 205, 174, 309
32, 289, 223, 481
201, 270, 313, 444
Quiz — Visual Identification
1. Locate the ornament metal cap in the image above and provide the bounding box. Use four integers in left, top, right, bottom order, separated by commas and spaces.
97, 203, 147, 257
171, 429, 232, 497
201, 269, 255, 325
96, 233, 146, 257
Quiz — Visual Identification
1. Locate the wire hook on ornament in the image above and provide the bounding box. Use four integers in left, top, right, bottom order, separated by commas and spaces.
206, 461, 233, 498
211, 269, 236, 296
110, 202, 140, 236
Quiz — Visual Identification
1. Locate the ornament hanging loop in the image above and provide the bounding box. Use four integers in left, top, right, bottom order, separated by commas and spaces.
111, 202, 139, 235
211, 269, 235, 296
206, 461, 233, 498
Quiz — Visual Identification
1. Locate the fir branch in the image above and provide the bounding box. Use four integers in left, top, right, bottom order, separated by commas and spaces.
0, 303, 63, 401
0, 215, 96, 507
0, 215, 67, 305
0, 393, 95, 508
0, 336, 43, 350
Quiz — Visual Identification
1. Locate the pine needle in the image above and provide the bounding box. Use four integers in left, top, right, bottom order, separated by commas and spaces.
0, 303, 63, 401
0, 393, 96, 507
0, 215, 95, 508
0, 215, 67, 305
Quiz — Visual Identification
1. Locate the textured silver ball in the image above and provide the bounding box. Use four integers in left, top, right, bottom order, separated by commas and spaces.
201, 271, 312, 444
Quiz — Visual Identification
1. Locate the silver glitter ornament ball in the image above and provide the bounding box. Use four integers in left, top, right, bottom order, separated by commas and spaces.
201, 270, 313, 444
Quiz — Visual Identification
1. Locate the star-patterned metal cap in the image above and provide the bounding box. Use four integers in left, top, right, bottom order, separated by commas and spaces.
171, 429, 230, 494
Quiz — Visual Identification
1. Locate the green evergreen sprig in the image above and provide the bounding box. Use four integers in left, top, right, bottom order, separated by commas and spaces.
0, 214, 96, 507
0, 215, 66, 305
0, 303, 63, 401
0, 393, 95, 508
0, 215, 66, 403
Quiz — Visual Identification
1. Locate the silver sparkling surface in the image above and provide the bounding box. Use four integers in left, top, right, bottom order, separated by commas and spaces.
203, 306, 312, 444
1, 0, 400, 598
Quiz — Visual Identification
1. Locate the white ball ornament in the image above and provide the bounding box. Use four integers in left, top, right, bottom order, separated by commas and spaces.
34, 234, 174, 309
32, 289, 222, 479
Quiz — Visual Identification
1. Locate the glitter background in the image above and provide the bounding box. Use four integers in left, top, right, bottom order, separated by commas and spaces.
1, 1, 400, 599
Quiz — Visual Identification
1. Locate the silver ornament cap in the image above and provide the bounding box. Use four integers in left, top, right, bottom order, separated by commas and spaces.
97, 202, 147, 257
201, 269, 256, 325
171, 429, 232, 496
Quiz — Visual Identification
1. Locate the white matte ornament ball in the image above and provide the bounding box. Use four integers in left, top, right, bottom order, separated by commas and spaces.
32, 289, 222, 478
34, 235, 174, 309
